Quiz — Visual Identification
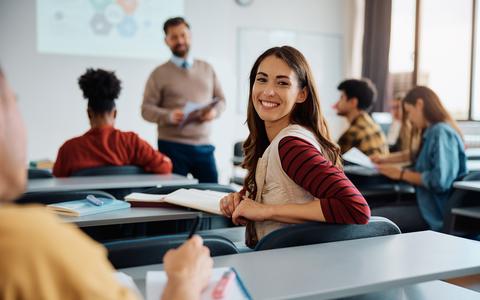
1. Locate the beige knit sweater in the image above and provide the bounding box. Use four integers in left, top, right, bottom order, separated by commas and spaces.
142, 60, 225, 145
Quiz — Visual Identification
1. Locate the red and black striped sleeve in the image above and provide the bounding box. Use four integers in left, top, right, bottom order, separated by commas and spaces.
278, 136, 370, 224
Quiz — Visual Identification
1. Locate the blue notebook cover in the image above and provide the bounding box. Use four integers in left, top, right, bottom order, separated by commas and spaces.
47, 198, 130, 217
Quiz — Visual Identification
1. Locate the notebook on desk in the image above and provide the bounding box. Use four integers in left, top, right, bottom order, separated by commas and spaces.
146, 267, 252, 300
125, 188, 227, 215
47, 198, 130, 217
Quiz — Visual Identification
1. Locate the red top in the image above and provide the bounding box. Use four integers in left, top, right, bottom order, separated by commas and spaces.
53, 126, 172, 177
279, 136, 370, 224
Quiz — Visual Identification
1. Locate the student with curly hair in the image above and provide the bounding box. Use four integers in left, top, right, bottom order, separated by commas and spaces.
53, 68, 172, 177
0, 67, 212, 300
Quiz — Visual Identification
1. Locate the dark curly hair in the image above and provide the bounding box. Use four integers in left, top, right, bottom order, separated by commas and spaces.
78, 68, 121, 114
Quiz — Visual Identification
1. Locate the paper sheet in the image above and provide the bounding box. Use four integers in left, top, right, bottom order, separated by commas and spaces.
342, 147, 376, 169
146, 267, 251, 300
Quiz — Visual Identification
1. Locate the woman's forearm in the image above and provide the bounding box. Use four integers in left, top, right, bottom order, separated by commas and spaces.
402, 169, 423, 186
265, 200, 326, 223
383, 150, 410, 163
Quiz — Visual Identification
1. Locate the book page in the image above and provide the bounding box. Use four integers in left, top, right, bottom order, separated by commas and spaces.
163, 189, 227, 215
146, 267, 251, 300
342, 147, 376, 169
124, 193, 166, 202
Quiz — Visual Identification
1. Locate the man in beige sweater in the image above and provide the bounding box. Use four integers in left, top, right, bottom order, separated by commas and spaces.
142, 17, 225, 183
0, 68, 213, 300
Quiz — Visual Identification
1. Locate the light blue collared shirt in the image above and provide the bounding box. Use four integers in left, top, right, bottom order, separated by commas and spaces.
414, 122, 468, 231
170, 55, 194, 69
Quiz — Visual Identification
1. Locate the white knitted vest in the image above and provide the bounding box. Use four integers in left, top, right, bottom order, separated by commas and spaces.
252, 124, 323, 241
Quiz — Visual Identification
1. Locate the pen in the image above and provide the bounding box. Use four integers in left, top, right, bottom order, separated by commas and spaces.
86, 194, 104, 206
212, 269, 236, 299
187, 216, 201, 239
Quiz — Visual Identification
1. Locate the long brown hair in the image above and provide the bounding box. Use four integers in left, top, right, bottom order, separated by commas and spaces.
403, 86, 463, 161
242, 46, 341, 198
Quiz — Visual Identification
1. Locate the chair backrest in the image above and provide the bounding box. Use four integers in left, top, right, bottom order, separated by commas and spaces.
28, 168, 53, 179
254, 216, 401, 251
71, 165, 147, 177
15, 190, 115, 205
232, 141, 244, 166
143, 183, 237, 195
443, 171, 480, 232
105, 234, 239, 268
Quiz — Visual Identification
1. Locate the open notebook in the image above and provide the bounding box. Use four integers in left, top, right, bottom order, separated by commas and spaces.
125, 188, 227, 215
146, 267, 252, 300
47, 198, 130, 217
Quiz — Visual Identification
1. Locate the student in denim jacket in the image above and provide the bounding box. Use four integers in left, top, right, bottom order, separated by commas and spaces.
372, 86, 467, 231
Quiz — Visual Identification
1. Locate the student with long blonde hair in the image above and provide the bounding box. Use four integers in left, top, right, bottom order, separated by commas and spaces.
373, 86, 467, 231
220, 46, 370, 248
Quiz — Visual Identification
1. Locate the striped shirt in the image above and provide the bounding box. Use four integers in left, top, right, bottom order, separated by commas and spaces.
279, 136, 370, 224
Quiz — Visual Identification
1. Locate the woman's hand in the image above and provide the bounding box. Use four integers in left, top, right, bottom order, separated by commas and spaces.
370, 154, 385, 164
376, 164, 402, 180
231, 197, 271, 225
219, 192, 242, 218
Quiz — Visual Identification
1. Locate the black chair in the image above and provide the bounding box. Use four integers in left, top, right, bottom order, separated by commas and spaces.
28, 168, 53, 179
15, 190, 115, 205
232, 141, 244, 166
443, 171, 480, 234
230, 141, 245, 185
254, 216, 401, 251
105, 233, 239, 268
143, 183, 237, 195
71, 165, 147, 177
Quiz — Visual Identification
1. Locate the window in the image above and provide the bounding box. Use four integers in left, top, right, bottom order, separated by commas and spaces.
418, 0, 472, 120
389, 0, 416, 74
472, 0, 480, 120
390, 0, 479, 120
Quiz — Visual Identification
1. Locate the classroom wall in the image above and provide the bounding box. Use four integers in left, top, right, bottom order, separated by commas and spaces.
0, 0, 362, 183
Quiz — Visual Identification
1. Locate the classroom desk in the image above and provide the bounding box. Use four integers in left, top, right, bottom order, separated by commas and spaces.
343, 165, 380, 177
343, 165, 415, 200
26, 174, 197, 193
453, 181, 480, 192
120, 231, 480, 300
61, 207, 200, 227
338, 281, 480, 300
466, 148, 480, 160
468, 160, 480, 172
450, 181, 480, 233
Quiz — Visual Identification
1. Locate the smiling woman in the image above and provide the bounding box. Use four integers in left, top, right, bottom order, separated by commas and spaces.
219, 46, 371, 248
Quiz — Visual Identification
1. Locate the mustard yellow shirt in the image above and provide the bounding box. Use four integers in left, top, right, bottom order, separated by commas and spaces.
0, 205, 138, 300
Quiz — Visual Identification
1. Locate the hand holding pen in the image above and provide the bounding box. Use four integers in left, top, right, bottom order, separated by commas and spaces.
162, 228, 213, 299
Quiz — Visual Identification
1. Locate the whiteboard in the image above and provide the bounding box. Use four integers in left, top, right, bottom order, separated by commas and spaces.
236, 28, 344, 123
37, 0, 184, 60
